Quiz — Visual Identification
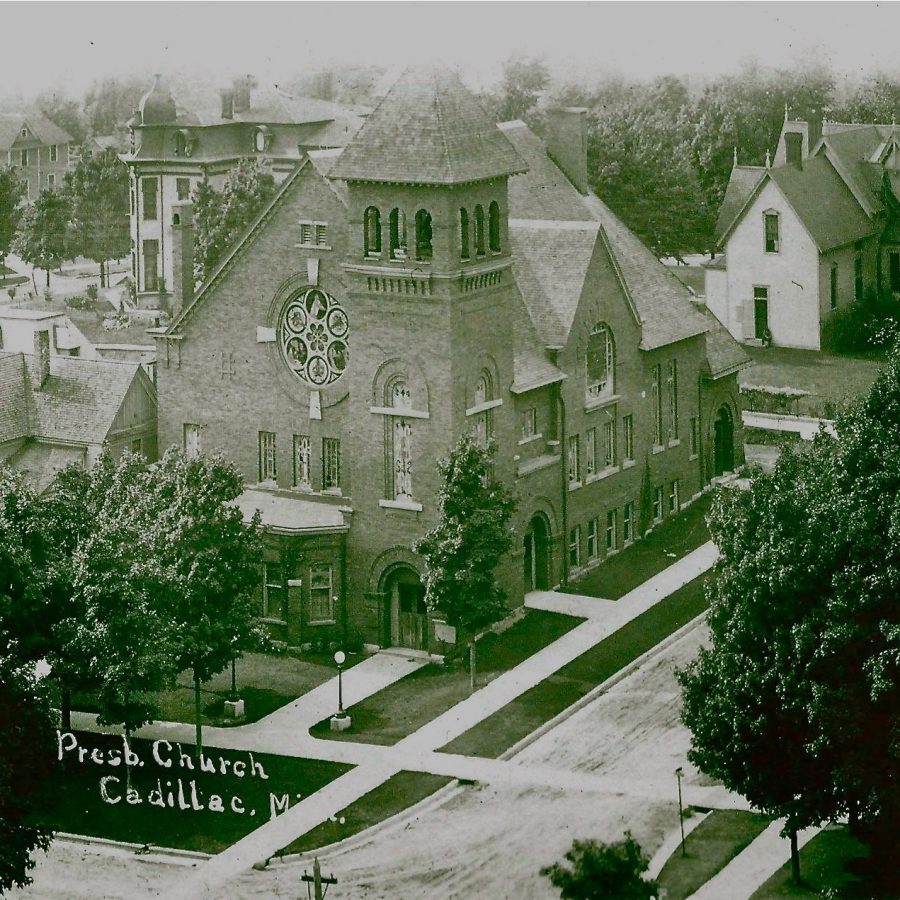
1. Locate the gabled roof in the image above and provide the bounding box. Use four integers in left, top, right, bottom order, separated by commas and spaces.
329, 68, 526, 185
510, 282, 566, 394
699, 306, 751, 378
714, 166, 765, 243
510, 220, 600, 348
0, 113, 72, 150
0, 352, 29, 444
4, 442, 86, 495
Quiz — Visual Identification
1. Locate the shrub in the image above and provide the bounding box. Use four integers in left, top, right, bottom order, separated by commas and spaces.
85, 283, 99, 301
823, 285, 899, 355
66, 293, 95, 312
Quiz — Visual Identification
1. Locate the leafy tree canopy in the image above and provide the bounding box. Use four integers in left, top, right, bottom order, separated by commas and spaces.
0, 168, 26, 265
540, 833, 658, 900
11, 188, 71, 286
415, 435, 516, 633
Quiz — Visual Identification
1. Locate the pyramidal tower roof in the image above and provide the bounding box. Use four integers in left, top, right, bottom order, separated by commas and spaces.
329, 67, 527, 186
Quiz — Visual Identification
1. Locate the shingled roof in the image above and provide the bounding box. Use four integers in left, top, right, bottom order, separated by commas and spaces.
0, 113, 72, 150
714, 165, 765, 243
329, 68, 526, 185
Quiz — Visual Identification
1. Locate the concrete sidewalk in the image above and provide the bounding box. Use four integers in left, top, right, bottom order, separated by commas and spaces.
689, 819, 821, 900
525, 588, 615, 618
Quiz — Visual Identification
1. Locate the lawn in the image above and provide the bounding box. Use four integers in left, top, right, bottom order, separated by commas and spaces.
440, 573, 709, 758
739, 346, 882, 419
752, 826, 870, 898
563, 493, 713, 600
34, 731, 352, 854
278, 771, 453, 856
655, 809, 772, 900
309, 609, 582, 746
72, 650, 357, 728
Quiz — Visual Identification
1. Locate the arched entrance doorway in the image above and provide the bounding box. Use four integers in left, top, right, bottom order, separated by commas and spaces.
713, 405, 735, 476
524, 513, 551, 593
382, 566, 428, 651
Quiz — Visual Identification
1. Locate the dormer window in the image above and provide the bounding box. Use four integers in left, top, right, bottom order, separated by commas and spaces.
173, 129, 195, 158
764, 211, 780, 253
20, 128, 26, 138
254, 125, 272, 153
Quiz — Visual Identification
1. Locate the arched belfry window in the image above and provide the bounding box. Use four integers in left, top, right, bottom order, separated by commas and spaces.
459, 208, 470, 260
474, 205, 485, 256
473, 370, 494, 447
586, 323, 615, 399
364, 206, 381, 256
389, 208, 407, 260
415, 209, 433, 261
489, 201, 501, 253
388, 377, 413, 501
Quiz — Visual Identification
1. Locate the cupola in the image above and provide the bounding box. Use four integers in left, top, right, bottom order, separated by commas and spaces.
138, 74, 177, 125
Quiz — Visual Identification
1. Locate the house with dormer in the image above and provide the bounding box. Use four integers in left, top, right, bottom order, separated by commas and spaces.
0, 112, 73, 200
706, 115, 900, 350
154, 69, 746, 654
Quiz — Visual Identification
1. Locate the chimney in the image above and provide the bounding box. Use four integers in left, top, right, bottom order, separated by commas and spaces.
808, 116, 823, 155
785, 132, 803, 168
220, 89, 234, 120
33, 329, 50, 388
233, 75, 254, 114
544, 108, 590, 195
170, 201, 195, 317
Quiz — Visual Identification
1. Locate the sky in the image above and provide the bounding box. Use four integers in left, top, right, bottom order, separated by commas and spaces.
2, 1, 900, 100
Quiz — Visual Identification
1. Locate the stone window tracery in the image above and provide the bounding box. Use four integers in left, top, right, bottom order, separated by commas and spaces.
586, 323, 615, 399
278, 287, 349, 387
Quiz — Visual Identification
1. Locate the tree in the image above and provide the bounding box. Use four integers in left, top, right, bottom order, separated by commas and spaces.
540, 833, 658, 900
83, 76, 148, 138
12, 188, 71, 289
64, 148, 130, 286
144, 448, 264, 755
490, 54, 551, 124
0, 168, 26, 269
35, 90, 86, 145
0, 653, 56, 895
415, 435, 516, 634
192, 158, 275, 285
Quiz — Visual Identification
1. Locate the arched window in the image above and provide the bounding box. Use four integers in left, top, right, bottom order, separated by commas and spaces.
586, 323, 615, 399
459, 208, 470, 260
389, 208, 407, 260
474, 205, 485, 256
364, 206, 381, 256
489, 201, 501, 253
388, 378, 413, 501
473, 370, 494, 448
415, 209, 433, 261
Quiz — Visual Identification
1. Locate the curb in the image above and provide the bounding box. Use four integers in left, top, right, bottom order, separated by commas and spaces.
55, 832, 212, 865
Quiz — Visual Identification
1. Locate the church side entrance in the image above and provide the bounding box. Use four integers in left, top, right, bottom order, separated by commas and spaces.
524, 513, 551, 592
714, 405, 735, 476
382, 565, 428, 651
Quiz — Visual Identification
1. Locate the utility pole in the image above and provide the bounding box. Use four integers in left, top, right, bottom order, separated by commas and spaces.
301, 857, 337, 900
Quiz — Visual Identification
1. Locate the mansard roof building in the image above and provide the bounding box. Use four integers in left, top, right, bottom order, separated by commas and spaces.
706, 116, 900, 350
155, 69, 746, 653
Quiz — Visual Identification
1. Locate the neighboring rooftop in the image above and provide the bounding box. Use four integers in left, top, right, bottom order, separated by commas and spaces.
0, 112, 73, 150
235, 488, 348, 535
330, 68, 527, 185
714, 165, 765, 243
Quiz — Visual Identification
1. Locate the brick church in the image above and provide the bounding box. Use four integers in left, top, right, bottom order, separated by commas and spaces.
155, 69, 747, 653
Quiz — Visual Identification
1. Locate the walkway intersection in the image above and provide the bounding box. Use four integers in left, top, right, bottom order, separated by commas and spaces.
69, 540, 750, 899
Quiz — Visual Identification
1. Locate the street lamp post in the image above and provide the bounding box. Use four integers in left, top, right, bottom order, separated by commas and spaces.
676, 766, 686, 857
330, 650, 351, 732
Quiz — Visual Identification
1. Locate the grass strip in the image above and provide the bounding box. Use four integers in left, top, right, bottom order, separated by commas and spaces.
656, 809, 772, 900
751, 825, 869, 898
563, 493, 713, 600
309, 610, 582, 746
439, 573, 709, 758
35, 731, 352, 854
278, 771, 453, 856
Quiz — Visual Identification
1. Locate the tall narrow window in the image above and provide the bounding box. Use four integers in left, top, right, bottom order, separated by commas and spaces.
586, 324, 615, 399
472, 372, 494, 448
585, 428, 597, 476
261, 563, 286, 620
364, 206, 381, 256
522, 407, 537, 439
142, 177, 158, 221
623, 415, 634, 461
459, 208, 470, 260
389, 208, 407, 260
623, 501, 635, 543
474, 204, 485, 256
830, 264, 839, 309
568, 525, 581, 568
652, 486, 664, 523
587, 518, 599, 559
47, 174, 55, 188
309, 566, 335, 623
293, 434, 311, 489
20, 149, 28, 167
259, 431, 277, 482
390, 379, 413, 500
855, 252, 864, 301
690, 416, 699, 457
567, 434, 581, 486
652, 364, 663, 446
604, 419, 616, 468
667, 360, 678, 441
668, 479, 680, 514
415, 209, 432, 261
606, 510, 617, 551
488, 201, 501, 253
176, 177, 191, 201
49, 144, 58, 163
764, 211, 780, 253
323, 437, 341, 490
183, 423, 201, 459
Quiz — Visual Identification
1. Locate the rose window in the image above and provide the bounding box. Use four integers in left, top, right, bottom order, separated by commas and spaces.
278, 287, 349, 387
